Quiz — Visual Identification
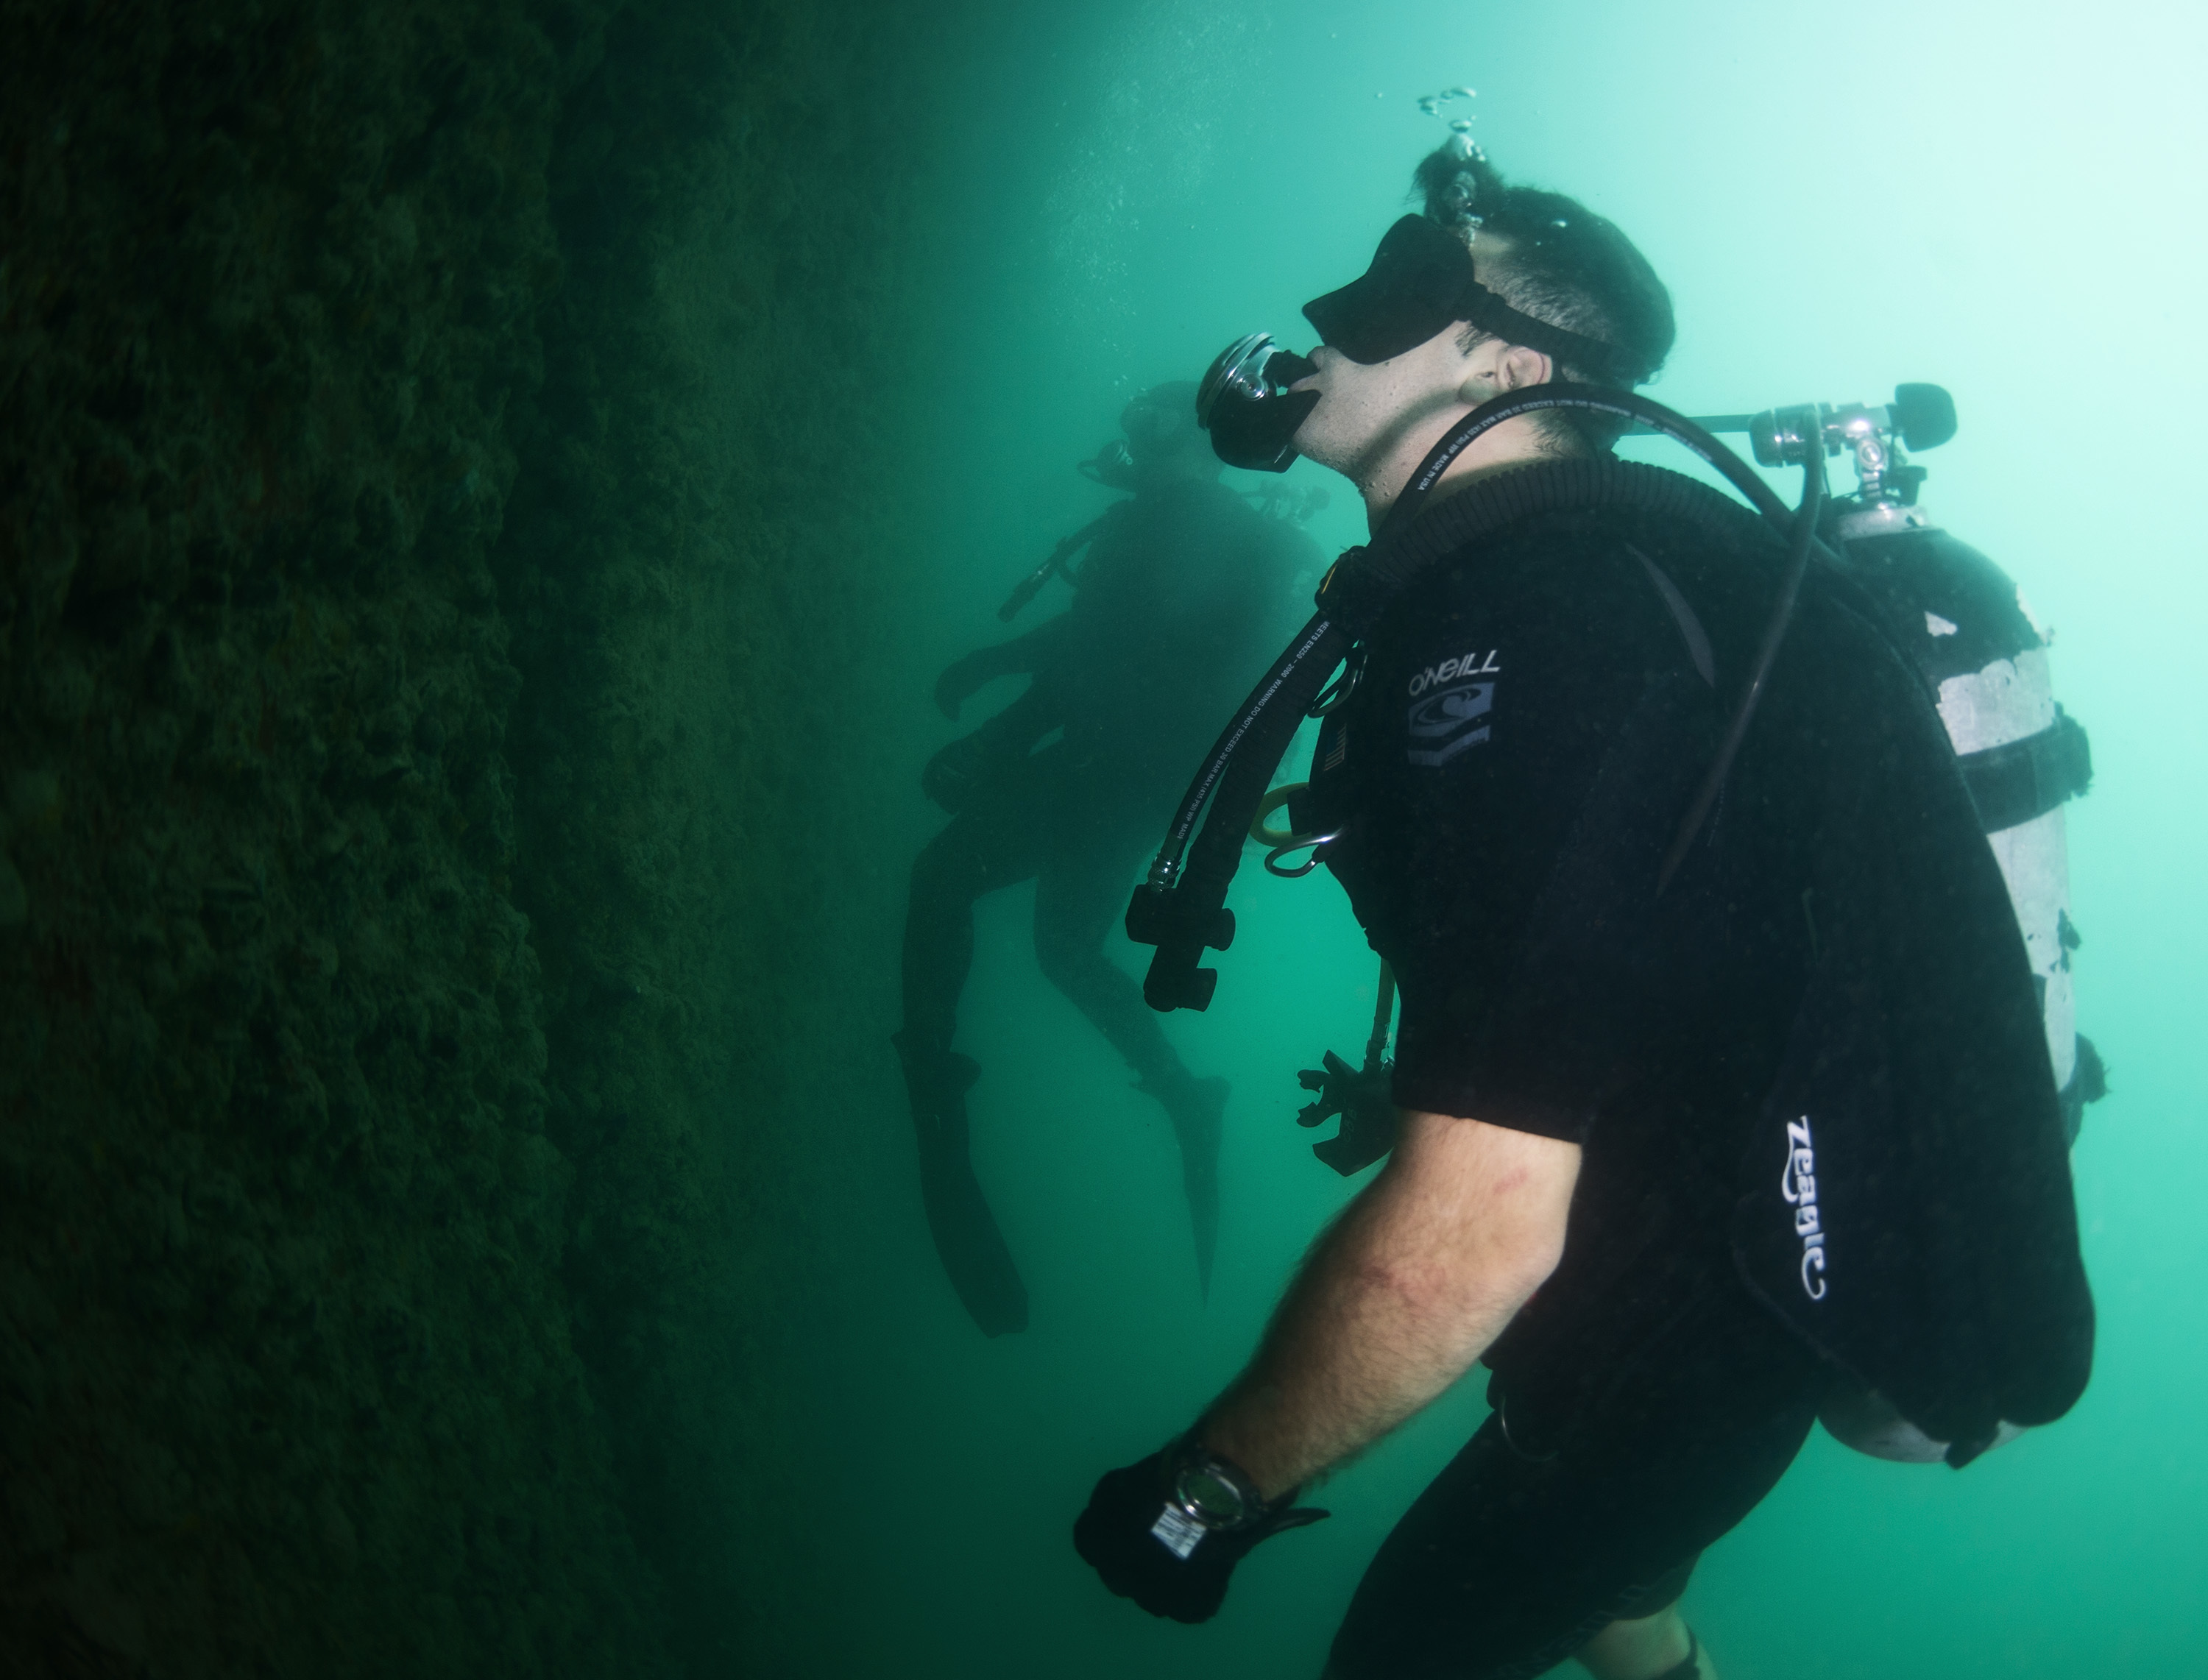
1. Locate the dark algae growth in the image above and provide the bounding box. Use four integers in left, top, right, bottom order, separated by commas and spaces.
0, 0, 955, 1673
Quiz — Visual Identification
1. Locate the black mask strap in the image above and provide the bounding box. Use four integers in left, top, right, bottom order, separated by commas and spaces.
1457, 272, 1641, 385
1303, 216, 1641, 383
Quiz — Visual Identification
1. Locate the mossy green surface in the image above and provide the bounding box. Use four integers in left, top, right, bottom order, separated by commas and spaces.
495, 2, 941, 1667
0, 1, 947, 1672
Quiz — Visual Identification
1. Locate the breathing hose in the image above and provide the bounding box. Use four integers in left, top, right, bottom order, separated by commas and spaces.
1656, 452, 1826, 891
1128, 382, 1834, 1013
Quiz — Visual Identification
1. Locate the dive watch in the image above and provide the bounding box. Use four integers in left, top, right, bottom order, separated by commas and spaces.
1148, 1439, 1273, 1560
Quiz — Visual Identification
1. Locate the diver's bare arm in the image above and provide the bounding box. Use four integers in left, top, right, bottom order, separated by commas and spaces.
1199, 1111, 1579, 1500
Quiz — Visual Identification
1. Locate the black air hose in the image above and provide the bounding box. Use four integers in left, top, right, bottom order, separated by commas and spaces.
1128, 614, 1349, 1011
1153, 610, 1346, 872
1385, 386, 1802, 542
1129, 383, 1829, 1013
1656, 452, 1826, 890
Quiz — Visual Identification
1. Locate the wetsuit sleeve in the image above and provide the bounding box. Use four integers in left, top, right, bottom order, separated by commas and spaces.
1363, 542, 1716, 1144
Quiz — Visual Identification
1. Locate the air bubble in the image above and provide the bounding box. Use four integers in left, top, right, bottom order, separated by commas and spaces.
1418, 85, 1479, 122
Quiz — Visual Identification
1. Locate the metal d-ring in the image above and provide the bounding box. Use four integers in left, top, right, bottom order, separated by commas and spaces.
1264, 832, 1342, 878
1250, 783, 1339, 878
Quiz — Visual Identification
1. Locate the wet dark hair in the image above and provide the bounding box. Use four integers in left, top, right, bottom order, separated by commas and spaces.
1412, 142, 1674, 453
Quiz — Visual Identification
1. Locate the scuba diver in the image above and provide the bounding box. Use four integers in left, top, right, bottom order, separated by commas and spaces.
1074, 142, 2095, 1680
895, 383, 1319, 1338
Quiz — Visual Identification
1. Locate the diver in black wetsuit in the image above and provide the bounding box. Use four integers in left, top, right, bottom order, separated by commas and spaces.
1074, 147, 2094, 1680
896, 383, 1318, 1337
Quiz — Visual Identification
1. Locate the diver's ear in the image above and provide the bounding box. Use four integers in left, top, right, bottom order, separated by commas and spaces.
1493, 344, 1554, 393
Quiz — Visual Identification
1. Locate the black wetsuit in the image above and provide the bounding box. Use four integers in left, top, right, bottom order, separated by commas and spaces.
1303, 461, 2088, 1678
900, 478, 1315, 1332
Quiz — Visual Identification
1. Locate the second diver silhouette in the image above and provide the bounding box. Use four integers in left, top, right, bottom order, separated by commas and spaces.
894, 383, 1320, 1334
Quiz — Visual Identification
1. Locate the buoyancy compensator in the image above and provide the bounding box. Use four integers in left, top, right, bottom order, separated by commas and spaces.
1666, 388, 2102, 1154
1127, 368, 2095, 1466
1266, 384, 2106, 1172
1705, 390, 2100, 1464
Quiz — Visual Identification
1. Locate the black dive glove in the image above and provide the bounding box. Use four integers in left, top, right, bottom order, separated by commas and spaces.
1073, 1443, 1328, 1624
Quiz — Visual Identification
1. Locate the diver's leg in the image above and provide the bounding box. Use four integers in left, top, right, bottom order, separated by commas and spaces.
1030, 836, 1185, 1085
1323, 1300, 1817, 1680
901, 815, 996, 1055
897, 808, 1039, 1336
1033, 837, 1228, 1294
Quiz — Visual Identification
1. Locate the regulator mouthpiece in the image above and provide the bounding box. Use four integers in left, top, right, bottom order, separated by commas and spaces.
1197, 333, 1320, 473
1078, 439, 1140, 490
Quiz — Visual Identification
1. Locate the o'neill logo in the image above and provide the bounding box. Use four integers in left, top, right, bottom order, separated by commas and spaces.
1780, 1116, 1830, 1301
1407, 648, 1501, 697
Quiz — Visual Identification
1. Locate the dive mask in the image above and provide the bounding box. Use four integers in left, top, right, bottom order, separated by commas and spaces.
1197, 216, 1643, 474
1304, 215, 1641, 377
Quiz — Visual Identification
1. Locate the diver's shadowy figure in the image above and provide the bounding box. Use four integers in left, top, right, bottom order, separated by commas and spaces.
895, 383, 1322, 1335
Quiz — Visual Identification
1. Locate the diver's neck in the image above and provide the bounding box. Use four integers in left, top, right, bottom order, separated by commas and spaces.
1358, 412, 1566, 534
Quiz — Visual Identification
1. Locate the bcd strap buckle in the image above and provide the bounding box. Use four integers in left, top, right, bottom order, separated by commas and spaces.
1312, 547, 1395, 639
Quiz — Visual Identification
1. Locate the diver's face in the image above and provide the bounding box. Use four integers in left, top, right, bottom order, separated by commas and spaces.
1122, 405, 1215, 483
1119, 404, 1176, 472
1289, 330, 1485, 483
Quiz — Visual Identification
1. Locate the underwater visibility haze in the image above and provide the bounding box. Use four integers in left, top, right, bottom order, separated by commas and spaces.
1, 1, 2201, 1677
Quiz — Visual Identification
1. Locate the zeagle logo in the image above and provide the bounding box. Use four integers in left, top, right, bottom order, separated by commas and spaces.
1780, 1116, 1830, 1301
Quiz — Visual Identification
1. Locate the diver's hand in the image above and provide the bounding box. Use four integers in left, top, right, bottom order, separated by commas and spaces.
1073, 1451, 1328, 1625
921, 732, 1008, 813
933, 648, 1008, 720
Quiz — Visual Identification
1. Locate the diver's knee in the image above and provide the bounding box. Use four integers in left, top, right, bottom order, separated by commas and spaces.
910, 826, 986, 900
1579, 1609, 1702, 1680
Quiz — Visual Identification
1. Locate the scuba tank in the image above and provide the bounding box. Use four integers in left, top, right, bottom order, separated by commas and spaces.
1771, 397, 2104, 1463
1729, 391, 2101, 1140
1827, 501, 2101, 1144
1679, 388, 2103, 1154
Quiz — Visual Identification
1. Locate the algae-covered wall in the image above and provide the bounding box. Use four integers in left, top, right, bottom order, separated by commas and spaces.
495, 3, 940, 1666
0, 1, 946, 1673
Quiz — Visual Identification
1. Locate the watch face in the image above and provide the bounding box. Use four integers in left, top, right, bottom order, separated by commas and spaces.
1174, 1463, 1248, 1528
